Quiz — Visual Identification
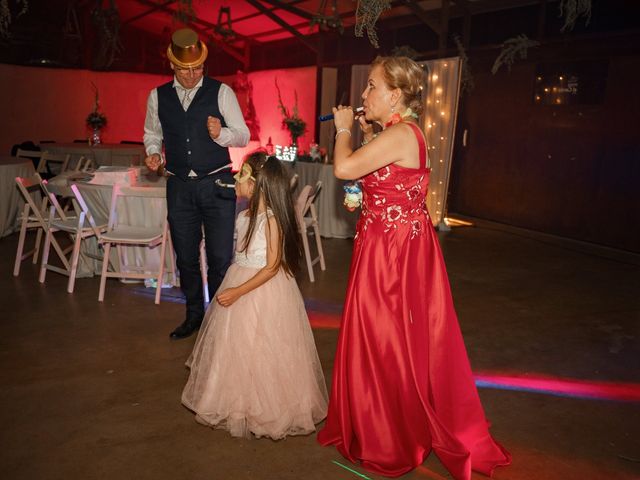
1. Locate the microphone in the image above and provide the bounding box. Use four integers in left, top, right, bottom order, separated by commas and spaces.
318, 107, 364, 122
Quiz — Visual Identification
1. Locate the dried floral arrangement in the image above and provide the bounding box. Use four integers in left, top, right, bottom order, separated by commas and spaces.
275, 78, 306, 146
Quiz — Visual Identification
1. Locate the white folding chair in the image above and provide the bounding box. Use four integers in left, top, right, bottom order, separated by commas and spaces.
13, 174, 68, 276
72, 155, 86, 172
295, 181, 326, 282
39, 181, 107, 293
16, 148, 43, 169
36, 152, 71, 176
290, 173, 299, 191
97, 184, 171, 304
79, 156, 95, 172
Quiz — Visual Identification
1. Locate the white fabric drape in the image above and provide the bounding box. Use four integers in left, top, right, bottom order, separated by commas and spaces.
422, 57, 462, 227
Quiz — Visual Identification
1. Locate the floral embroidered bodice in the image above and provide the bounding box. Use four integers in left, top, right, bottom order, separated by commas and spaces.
358, 123, 431, 237
234, 209, 273, 268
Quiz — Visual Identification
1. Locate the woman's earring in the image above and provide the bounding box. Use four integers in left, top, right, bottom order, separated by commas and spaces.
390, 104, 395, 114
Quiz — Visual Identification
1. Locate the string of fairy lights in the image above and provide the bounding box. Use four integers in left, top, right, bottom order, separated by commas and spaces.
420, 57, 462, 228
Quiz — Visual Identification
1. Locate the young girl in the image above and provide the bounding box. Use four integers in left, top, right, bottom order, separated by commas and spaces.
182, 151, 328, 439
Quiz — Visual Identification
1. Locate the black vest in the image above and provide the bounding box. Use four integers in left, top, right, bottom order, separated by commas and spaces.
157, 77, 231, 180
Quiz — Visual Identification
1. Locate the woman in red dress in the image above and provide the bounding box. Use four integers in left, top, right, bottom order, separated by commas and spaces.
317, 56, 511, 479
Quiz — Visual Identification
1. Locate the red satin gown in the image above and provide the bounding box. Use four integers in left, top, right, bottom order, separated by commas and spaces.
318, 122, 511, 478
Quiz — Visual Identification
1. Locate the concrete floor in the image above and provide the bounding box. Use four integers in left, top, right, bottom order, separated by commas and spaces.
1, 219, 638, 480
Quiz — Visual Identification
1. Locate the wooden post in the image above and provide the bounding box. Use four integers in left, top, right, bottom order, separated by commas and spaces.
538, 0, 548, 40
439, 0, 450, 57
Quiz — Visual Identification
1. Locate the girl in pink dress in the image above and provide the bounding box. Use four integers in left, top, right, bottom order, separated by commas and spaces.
318, 56, 511, 478
182, 151, 328, 439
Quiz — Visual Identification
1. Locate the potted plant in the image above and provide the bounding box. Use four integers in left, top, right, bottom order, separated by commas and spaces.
275, 78, 306, 149
86, 82, 107, 144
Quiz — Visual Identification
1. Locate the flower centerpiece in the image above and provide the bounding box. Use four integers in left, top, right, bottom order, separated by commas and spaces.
275, 78, 306, 148
86, 82, 107, 144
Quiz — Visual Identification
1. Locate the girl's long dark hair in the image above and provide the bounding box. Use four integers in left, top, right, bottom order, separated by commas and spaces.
240, 151, 301, 276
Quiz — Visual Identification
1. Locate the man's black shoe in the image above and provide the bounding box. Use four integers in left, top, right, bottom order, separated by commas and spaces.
169, 319, 201, 340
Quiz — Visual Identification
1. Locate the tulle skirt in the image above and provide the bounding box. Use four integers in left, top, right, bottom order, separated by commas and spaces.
182, 263, 328, 440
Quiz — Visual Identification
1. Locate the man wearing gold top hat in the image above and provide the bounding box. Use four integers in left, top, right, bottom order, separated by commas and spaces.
144, 28, 249, 339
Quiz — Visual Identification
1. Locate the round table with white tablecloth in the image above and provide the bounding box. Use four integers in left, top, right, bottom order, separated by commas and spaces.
48, 169, 170, 281
43, 143, 145, 169
0, 156, 37, 238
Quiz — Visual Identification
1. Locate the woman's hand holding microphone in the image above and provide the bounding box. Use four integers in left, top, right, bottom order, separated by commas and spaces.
333, 105, 354, 141
333, 105, 374, 145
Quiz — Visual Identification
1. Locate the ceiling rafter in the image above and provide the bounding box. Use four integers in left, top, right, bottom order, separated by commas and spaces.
126, 0, 554, 52
453, 0, 473, 46
132, 0, 251, 43
123, 0, 177, 26
452, 0, 472, 10
439, 0, 450, 54
132, 0, 251, 67
231, 0, 308, 24
239, 1, 405, 42
244, 0, 318, 53
258, 0, 314, 20
402, 0, 442, 36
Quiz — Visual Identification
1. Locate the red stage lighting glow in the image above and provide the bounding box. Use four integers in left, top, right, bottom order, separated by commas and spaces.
305, 305, 639, 404
474, 372, 640, 402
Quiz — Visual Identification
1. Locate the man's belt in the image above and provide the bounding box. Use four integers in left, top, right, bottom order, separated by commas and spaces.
166, 163, 234, 187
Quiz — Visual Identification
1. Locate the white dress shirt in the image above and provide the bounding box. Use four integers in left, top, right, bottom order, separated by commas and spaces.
143, 77, 250, 160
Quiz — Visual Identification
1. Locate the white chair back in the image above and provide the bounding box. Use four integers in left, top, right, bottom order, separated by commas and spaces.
16, 148, 43, 162
40, 180, 73, 221
36, 152, 71, 176
98, 184, 172, 304
290, 173, 299, 191
13, 174, 67, 276
295, 181, 326, 282
70, 183, 110, 239
79, 156, 95, 172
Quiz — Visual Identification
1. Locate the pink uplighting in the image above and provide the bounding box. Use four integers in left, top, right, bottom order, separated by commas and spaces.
308, 311, 341, 329
305, 308, 640, 403
475, 371, 640, 402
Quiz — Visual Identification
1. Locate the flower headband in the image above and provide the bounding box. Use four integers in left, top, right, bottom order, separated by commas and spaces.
233, 163, 255, 184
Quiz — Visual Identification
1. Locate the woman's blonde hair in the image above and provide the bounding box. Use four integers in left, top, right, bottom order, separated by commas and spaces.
371, 56, 425, 115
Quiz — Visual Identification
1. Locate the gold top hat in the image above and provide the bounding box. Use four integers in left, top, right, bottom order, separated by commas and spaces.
166, 28, 208, 69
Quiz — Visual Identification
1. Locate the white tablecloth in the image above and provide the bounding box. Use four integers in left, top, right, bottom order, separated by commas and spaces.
292, 162, 358, 238
0, 156, 36, 238
44, 143, 145, 169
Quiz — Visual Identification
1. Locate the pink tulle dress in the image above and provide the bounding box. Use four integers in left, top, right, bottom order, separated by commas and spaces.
182, 210, 328, 439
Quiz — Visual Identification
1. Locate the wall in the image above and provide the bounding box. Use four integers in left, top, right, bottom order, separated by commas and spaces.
218, 66, 318, 163
448, 50, 640, 253
0, 64, 317, 168
0, 64, 166, 152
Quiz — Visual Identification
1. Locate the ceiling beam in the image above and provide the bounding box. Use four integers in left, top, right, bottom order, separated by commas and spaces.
132, 0, 251, 43
402, 0, 441, 36
454, 0, 472, 47
259, 0, 314, 20
245, 1, 409, 42
537, 0, 548, 39
123, 0, 176, 26
232, 0, 307, 23
439, 0, 450, 56
244, 0, 318, 53
131, 0, 250, 67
